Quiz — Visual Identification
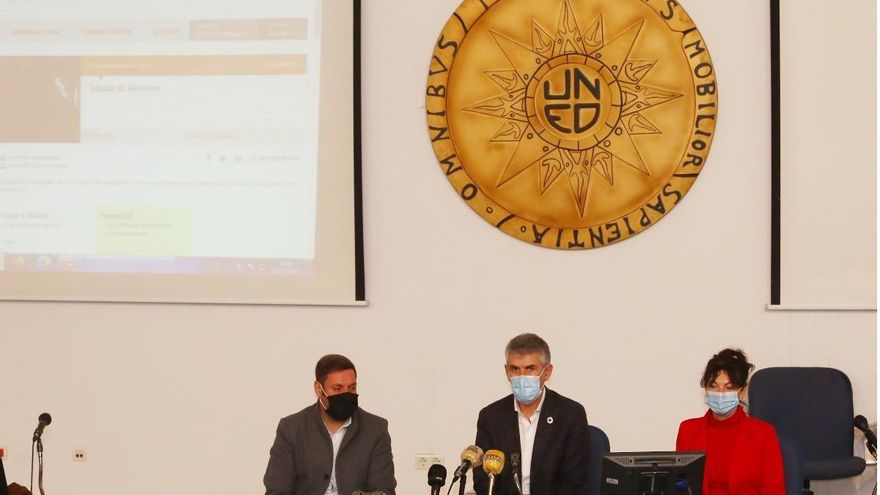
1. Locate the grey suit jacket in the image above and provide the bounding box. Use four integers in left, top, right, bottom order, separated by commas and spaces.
264, 403, 396, 495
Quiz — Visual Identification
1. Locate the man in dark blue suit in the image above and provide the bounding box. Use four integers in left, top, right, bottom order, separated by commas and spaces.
473, 333, 590, 495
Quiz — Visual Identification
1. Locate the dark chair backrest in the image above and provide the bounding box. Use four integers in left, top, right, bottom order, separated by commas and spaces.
777, 433, 805, 495
749, 367, 855, 463
588, 425, 610, 495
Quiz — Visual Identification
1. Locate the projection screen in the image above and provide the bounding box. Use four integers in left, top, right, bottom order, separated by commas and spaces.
0, 0, 365, 305
770, 0, 876, 310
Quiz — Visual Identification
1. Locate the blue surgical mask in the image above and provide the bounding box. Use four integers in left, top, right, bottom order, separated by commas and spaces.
511, 368, 545, 404
705, 391, 740, 416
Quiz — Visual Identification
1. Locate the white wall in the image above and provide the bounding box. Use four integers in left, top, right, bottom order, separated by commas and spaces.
0, 1, 876, 494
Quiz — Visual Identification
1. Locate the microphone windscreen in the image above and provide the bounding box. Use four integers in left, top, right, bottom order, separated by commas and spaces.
855, 415, 869, 430
428, 463, 447, 485
482, 449, 505, 475
38, 413, 52, 426
461, 445, 484, 468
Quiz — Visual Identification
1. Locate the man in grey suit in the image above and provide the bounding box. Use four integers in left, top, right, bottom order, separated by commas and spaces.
264, 354, 396, 495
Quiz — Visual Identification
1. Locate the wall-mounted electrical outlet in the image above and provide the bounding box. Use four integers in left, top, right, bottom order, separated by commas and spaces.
73, 448, 87, 462
415, 454, 444, 470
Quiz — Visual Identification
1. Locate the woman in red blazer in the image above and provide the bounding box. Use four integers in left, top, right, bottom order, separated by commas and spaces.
676, 348, 785, 495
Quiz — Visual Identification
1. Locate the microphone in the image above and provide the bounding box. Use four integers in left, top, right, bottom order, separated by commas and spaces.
452, 445, 484, 482
482, 449, 505, 495
854, 415, 877, 457
510, 451, 522, 495
427, 463, 447, 495
32, 413, 52, 442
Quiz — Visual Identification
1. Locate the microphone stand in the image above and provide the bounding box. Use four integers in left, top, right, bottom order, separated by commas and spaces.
457, 473, 467, 495
510, 454, 522, 495
37, 437, 46, 495
30, 441, 35, 494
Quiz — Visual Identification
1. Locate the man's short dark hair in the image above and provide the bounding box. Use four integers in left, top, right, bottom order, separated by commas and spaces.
700, 348, 754, 388
505, 333, 551, 365
315, 354, 357, 385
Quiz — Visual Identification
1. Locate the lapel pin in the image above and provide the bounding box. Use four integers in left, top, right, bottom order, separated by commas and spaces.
546, 416, 554, 424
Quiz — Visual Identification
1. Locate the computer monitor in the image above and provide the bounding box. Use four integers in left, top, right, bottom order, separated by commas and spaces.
600, 451, 705, 495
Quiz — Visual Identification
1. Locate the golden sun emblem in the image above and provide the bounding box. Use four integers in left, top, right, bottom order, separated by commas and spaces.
426, 0, 718, 249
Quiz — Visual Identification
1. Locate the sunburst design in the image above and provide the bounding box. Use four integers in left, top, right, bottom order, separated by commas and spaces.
464, 0, 682, 217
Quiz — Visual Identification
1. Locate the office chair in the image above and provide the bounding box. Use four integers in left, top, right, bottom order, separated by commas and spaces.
778, 433, 805, 495
588, 425, 610, 495
749, 367, 866, 495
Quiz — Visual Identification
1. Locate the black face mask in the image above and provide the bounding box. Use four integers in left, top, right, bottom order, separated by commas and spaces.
322, 392, 359, 421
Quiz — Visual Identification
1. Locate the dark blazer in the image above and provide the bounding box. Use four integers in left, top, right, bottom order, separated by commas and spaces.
263, 403, 396, 495
473, 389, 590, 495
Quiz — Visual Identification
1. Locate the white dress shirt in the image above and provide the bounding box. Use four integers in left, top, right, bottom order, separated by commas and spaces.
323, 417, 352, 495
514, 390, 546, 495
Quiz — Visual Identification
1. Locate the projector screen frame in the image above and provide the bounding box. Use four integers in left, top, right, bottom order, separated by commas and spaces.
353, 0, 366, 304
768, 0, 876, 312
0, 0, 367, 306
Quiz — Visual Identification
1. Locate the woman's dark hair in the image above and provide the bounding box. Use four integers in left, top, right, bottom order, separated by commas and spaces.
700, 348, 754, 388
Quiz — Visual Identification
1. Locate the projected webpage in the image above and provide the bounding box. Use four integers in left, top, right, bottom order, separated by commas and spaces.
0, 0, 322, 275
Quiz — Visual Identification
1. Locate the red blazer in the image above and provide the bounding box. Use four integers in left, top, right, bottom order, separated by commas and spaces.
676, 407, 785, 495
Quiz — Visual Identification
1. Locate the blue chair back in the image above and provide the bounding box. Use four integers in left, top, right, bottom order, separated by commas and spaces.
588, 425, 610, 495
778, 433, 805, 495
749, 367, 865, 480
